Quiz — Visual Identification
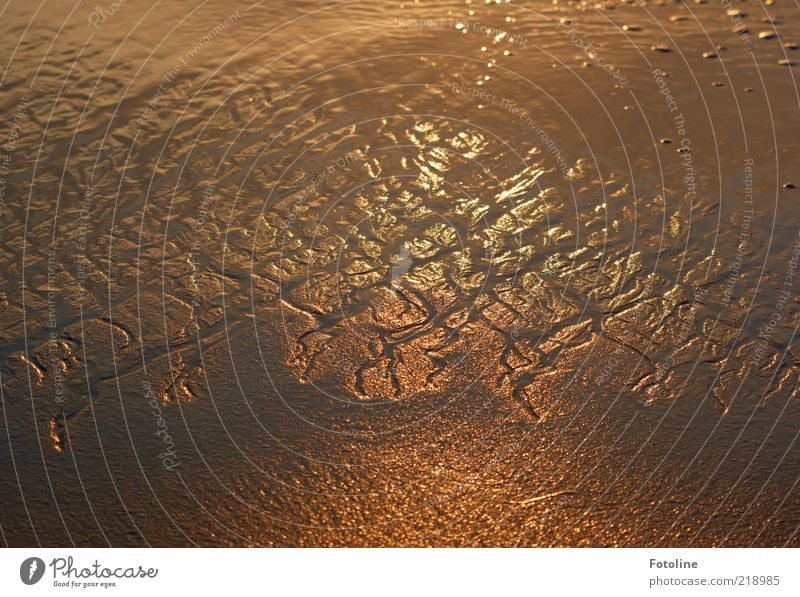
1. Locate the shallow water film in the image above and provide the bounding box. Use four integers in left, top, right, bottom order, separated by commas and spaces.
1, 0, 800, 547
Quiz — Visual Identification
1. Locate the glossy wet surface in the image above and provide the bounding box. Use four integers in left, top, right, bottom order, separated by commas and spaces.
1, 0, 800, 546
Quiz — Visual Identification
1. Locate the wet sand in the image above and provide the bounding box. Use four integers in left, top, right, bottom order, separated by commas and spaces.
1, 0, 800, 546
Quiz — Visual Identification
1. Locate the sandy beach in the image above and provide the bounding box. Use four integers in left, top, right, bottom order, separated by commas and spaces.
1, 0, 799, 546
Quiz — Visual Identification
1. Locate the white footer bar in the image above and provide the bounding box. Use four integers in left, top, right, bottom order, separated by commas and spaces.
1, 548, 796, 596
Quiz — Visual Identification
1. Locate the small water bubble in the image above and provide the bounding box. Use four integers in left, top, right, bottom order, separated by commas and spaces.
758, 31, 778, 40
652, 45, 672, 53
